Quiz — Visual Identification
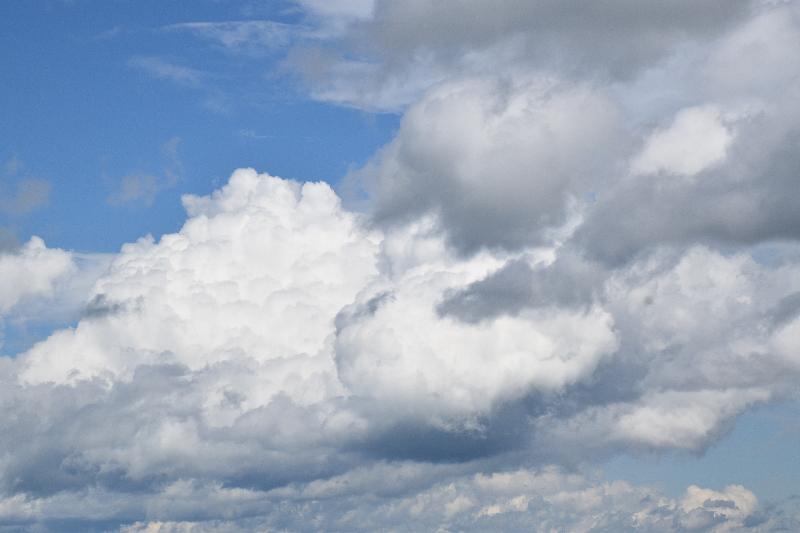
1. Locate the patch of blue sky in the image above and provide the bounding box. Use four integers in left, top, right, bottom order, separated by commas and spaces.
0, 0, 398, 253
602, 400, 800, 506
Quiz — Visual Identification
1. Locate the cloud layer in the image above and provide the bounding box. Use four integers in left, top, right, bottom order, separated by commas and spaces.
1, 165, 799, 530
4, 0, 800, 530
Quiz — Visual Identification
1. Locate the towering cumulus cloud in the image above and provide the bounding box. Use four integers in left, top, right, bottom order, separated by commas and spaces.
4, 1, 800, 531
1, 166, 798, 530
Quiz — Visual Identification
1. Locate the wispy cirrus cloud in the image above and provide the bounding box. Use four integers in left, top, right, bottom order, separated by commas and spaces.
128, 56, 206, 86
106, 137, 184, 206
164, 20, 299, 55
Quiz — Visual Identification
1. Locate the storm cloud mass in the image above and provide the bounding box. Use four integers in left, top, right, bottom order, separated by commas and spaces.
3, 1, 800, 531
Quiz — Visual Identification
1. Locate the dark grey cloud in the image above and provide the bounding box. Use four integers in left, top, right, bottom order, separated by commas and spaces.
357, 76, 628, 254
365, 0, 751, 75
577, 124, 800, 264
345, 2, 800, 266
288, 0, 753, 110
437, 252, 603, 323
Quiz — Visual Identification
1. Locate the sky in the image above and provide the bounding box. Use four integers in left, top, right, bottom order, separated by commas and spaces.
0, 1, 799, 532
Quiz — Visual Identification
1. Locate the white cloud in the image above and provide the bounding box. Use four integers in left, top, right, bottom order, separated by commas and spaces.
8, 1, 800, 529
632, 106, 734, 177
0, 237, 73, 315
129, 56, 205, 86
165, 21, 296, 55
1, 462, 788, 532
22, 169, 379, 390
335, 245, 618, 422
0, 169, 797, 529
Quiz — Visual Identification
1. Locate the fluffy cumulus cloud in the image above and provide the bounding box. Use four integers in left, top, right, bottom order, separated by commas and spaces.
5, 0, 800, 531
357, 76, 625, 253
0, 237, 73, 315
0, 168, 799, 530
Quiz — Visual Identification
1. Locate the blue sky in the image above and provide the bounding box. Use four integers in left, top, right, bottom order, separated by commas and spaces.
1, 0, 397, 252
1, 2, 799, 531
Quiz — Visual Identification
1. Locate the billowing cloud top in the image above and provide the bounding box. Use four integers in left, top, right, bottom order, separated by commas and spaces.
4, 1, 800, 531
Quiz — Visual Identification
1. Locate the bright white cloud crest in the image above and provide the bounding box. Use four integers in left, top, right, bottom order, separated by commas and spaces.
0, 237, 73, 314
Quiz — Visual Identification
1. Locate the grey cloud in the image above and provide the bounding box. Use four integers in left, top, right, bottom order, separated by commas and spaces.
0, 178, 51, 216
1, 169, 800, 529
770, 292, 800, 328
437, 252, 603, 324
334, 291, 394, 333
2, 454, 789, 532
9, 1, 800, 519
344, 3, 800, 263
12, 464, 787, 532
81, 294, 129, 319
106, 137, 183, 206
576, 127, 800, 264
359, 76, 627, 254
288, 0, 752, 110
0, 228, 18, 252
437, 259, 538, 323
106, 173, 162, 206
364, 0, 751, 70
1, 158, 50, 216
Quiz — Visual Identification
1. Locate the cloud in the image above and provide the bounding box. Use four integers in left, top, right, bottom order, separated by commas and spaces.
0, 228, 17, 252
128, 56, 205, 86
0, 237, 78, 355
285, 0, 752, 111
631, 105, 734, 177
0, 237, 73, 315
0, 168, 799, 529
0, 238, 110, 356
7, 1, 800, 529
0, 157, 51, 216
354, 76, 625, 254
296, 0, 374, 22
107, 137, 184, 206
340, 2, 800, 266
165, 21, 297, 56
5, 465, 794, 532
